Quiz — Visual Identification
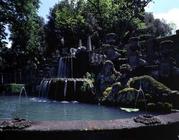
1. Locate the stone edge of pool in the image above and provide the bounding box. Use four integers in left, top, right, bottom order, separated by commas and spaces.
0, 112, 179, 140
22, 112, 179, 131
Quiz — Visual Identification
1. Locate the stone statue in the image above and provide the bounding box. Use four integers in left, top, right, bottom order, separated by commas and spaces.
97, 60, 121, 93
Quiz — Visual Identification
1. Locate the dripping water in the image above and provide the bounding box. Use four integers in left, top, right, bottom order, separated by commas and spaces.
70, 56, 73, 78
135, 80, 147, 111
39, 79, 45, 97
74, 79, 76, 95
64, 79, 68, 98
19, 86, 27, 102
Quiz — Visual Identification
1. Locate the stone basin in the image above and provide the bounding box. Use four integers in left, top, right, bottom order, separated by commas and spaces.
0, 112, 179, 140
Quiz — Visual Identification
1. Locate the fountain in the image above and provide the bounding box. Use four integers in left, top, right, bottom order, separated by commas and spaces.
135, 81, 147, 110
19, 86, 27, 101
74, 79, 76, 95
37, 37, 94, 101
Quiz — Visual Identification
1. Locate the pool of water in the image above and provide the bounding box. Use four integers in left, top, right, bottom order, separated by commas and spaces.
0, 96, 145, 121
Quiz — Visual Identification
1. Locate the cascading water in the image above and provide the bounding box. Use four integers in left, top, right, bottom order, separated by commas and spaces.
57, 57, 74, 78
74, 79, 76, 95
38, 39, 88, 101
64, 79, 68, 98
42, 80, 48, 98
39, 56, 75, 100
39, 79, 51, 98
57, 58, 63, 78
70, 56, 73, 78
39, 79, 44, 97
46, 80, 51, 98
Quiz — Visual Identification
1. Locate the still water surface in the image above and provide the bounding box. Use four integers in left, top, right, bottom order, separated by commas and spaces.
0, 96, 145, 121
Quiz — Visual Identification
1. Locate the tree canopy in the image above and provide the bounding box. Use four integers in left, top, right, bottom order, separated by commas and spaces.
46, 0, 152, 53
1, 0, 175, 64
0, 0, 45, 71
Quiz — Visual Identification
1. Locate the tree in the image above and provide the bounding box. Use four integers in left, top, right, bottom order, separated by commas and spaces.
144, 12, 173, 37
46, 0, 152, 53
46, 0, 87, 53
0, 0, 45, 72
0, 23, 7, 48
85, 0, 151, 40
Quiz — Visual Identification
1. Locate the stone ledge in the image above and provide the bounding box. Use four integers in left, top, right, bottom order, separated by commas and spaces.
0, 112, 179, 140
0, 112, 178, 132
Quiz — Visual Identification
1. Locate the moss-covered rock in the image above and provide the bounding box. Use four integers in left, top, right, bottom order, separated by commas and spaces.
128, 75, 171, 93
97, 60, 121, 94
147, 103, 156, 112
116, 88, 138, 107
48, 78, 95, 103
127, 75, 172, 102
163, 102, 173, 112
103, 87, 112, 97
102, 87, 139, 107
112, 82, 122, 93
170, 91, 179, 109
100, 75, 177, 111
147, 102, 173, 113
126, 75, 177, 111
101, 82, 122, 105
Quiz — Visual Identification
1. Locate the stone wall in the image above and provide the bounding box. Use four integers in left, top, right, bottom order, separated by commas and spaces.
157, 30, 179, 66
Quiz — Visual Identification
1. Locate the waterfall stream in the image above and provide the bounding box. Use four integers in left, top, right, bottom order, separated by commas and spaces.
39, 79, 51, 98
39, 55, 80, 100
19, 86, 27, 102
64, 79, 68, 98
74, 79, 76, 95
71, 56, 73, 78
135, 81, 147, 111
42, 80, 48, 98
39, 79, 44, 97
57, 57, 74, 78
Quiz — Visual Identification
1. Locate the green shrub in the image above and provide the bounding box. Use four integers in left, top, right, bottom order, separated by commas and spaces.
6, 83, 25, 93
81, 72, 95, 92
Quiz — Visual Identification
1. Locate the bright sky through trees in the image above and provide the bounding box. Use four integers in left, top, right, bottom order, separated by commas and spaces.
38, 0, 179, 29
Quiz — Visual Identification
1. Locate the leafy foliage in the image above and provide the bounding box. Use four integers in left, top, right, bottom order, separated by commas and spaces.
5, 83, 25, 93
86, 0, 150, 36
46, 0, 152, 53
0, 0, 46, 71
81, 72, 95, 92
0, 23, 7, 48
45, 0, 87, 53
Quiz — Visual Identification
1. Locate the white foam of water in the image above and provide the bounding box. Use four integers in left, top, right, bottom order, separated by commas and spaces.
60, 101, 70, 104
30, 97, 48, 103
71, 101, 79, 104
